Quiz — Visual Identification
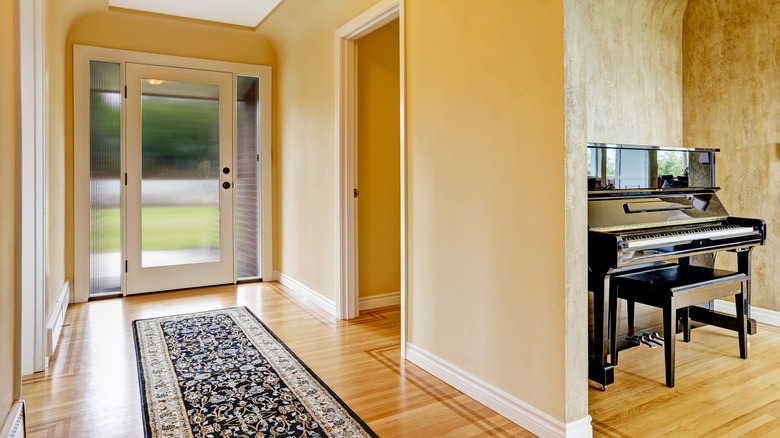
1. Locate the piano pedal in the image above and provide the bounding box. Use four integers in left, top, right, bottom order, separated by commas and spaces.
641, 332, 664, 347
625, 334, 660, 348
624, 334, 656, 348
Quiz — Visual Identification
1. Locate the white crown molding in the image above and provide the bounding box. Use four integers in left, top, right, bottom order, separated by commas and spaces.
405, 343, 592, 438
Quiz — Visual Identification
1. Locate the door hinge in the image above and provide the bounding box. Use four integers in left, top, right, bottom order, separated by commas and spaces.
124, 86, 127, 98
124, 173, 127, 185
125, 260, 128, 272
256, 154, 260, 162
354, 188, 359, 198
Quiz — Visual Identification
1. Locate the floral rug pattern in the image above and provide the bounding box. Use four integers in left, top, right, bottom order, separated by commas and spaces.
133, 307, 377, 438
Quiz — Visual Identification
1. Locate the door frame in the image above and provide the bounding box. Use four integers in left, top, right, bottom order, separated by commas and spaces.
73, 45, 273, 302
19, 0, 47, 375
334, 0, 404, 346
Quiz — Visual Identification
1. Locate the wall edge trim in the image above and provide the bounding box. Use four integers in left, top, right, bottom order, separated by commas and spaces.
359, 291, 400, 311
46, 280, 70, 357
405, 343, 591, 438
713, 299, 780, 327
276, 272, 338, 318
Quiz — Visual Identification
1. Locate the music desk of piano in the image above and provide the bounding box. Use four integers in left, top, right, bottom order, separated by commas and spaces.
586, 143, 766, 388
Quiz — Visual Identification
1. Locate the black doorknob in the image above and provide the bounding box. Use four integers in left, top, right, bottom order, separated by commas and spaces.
223, 181, 231, 189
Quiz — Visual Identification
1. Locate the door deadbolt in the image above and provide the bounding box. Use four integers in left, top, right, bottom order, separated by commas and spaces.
223, 167, 230, 174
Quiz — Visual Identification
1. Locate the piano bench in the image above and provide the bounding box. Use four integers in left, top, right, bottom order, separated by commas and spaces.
609, 264, 748, 388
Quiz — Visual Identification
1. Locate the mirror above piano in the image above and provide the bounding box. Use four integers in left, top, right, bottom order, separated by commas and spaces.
587, 143, 717, 192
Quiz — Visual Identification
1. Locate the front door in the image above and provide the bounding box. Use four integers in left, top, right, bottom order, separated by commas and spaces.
125, 63, 234, 294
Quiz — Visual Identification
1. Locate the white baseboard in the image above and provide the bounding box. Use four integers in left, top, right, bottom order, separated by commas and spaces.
405, 343, 592, 438
359, 291, 400, 311
46, 281, 70, 357
276, 272, 338, 318
0, 401, 25, 438
713, 299, 780, 327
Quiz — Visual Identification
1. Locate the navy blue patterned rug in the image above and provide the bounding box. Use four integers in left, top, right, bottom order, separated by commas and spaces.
133, 307, 378, 437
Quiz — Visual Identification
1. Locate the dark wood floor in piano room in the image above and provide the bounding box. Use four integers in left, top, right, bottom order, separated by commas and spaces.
588, 297, 780, 437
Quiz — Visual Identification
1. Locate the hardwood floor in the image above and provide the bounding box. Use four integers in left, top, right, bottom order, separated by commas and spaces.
22, 282, 533, 437
590, 321, 780, 437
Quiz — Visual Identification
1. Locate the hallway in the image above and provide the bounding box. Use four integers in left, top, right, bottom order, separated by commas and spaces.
22, 282, 533, 437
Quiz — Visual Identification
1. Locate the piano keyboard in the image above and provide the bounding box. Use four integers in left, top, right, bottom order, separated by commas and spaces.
622, 225, 757, 250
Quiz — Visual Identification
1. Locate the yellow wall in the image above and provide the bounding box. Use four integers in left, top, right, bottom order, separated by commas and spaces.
683, 0, 780, 310
0, 0, 17, 420
406, 0, 567, 420
45, 0, 585, 427
357, 19, 400, 298
257, 0, 382, 302
586, 0, 688, 146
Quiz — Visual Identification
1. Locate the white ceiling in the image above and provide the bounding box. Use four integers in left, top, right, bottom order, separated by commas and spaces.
108, 0, 283, 27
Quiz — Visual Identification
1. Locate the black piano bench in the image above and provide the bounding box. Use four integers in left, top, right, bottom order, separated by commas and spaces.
609, 264, 748, 388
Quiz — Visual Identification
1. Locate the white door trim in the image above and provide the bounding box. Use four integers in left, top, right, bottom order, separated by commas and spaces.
73, 45, 273, 302
334, 0, 403, 332
19, 0, 47, 375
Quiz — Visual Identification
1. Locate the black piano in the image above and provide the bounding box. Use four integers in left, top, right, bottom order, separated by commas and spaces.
587, 143, 766, 388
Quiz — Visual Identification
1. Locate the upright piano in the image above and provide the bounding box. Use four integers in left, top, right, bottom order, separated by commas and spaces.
587, 143, 766, 388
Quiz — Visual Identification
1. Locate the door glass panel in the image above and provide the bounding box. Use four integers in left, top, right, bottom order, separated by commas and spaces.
140, 79, 221, 268
236, 76, 260, 278
89, 60, 122, 295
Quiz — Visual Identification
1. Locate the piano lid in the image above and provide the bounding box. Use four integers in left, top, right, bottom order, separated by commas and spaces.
589, 193, 729, 232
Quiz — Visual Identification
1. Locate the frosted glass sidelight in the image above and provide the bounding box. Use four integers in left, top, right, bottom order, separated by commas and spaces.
140, 79, 221, 268
236, 76, 261, 279
89, 61, 122, 295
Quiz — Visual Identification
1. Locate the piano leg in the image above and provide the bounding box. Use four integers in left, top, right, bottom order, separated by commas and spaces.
737, 247, 757, 335
589, 270, 615, 387
689, 247, 758, 335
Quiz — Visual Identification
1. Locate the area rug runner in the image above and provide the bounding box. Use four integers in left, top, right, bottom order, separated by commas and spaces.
133, 307, 378, 438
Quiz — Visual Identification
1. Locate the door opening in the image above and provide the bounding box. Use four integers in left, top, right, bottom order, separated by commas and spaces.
355, 19, 401, 312
74, 46, 273, 302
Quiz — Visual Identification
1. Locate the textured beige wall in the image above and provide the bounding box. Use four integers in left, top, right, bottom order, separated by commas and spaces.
564, 0, 590, 423
0, 0, 17, 419
406, 0, 567, 421
586, 0, 688, 146
357, 20, 401, 299
256, 0, 381, 301
683, 0, 780, 311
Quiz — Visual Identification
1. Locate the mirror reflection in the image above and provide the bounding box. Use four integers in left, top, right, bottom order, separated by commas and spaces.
587, 143, 716, 191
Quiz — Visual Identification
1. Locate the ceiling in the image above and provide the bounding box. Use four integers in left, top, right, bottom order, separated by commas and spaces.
108, 0, 284, 28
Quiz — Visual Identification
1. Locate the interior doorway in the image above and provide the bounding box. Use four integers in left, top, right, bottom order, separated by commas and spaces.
335, 0, 402, 322
355, 20, 401, 312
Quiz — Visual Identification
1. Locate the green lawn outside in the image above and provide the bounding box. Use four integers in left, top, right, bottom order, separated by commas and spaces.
90, 206, 220, 253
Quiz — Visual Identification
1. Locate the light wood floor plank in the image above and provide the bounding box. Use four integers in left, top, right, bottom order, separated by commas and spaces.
23, 282, 534, 437
591, 322, 780, 437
